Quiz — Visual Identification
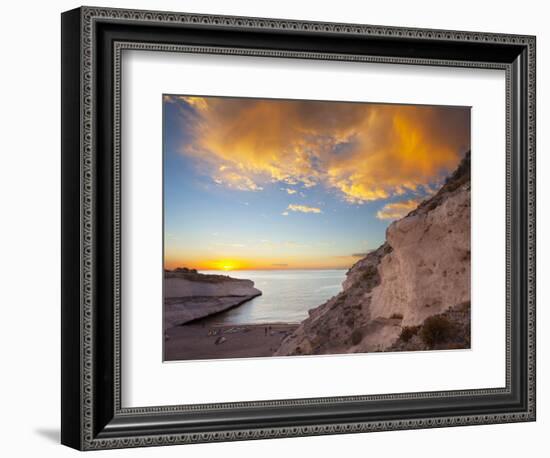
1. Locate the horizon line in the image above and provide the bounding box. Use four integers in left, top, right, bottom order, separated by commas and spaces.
200, 267, 350, 271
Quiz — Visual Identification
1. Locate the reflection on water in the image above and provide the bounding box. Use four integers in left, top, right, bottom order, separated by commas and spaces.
199, 270, 347, 325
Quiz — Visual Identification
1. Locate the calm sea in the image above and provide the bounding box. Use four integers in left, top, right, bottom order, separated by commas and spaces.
199, 269, 347, 325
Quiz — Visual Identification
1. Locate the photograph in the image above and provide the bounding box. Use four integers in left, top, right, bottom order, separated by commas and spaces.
162, 95, 472, 361
56, 3, 538, 452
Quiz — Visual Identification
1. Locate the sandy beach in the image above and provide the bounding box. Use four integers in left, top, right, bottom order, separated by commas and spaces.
164, 322, 299, 361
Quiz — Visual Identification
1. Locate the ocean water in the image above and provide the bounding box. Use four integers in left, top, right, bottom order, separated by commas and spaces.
199, 269, 347, 325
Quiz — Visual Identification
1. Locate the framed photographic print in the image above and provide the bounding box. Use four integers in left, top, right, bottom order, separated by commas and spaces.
61, 6, 536, 450
161, 95, 472, 362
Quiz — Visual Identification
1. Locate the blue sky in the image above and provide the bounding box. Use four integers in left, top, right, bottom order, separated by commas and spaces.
163, 95, 470, 270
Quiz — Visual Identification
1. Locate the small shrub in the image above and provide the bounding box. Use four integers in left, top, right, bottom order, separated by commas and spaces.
457, 300, 471, 312
351, 328, 363, 345
360, 265, 380, 288
390, 313, 403, 320
426, 201, 438, 212
399, 326, 419, 342
420, 315, 457, 348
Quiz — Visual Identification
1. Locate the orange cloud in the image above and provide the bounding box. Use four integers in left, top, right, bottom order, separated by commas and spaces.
376, 199, 420, 220
286, 204, 322, 214
213, 167, 263, 191
173, 96, 470, 203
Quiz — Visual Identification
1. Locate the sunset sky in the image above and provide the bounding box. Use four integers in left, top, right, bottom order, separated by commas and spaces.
163, 95, 470, 271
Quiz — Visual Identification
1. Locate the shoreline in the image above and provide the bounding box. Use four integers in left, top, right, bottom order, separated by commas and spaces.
178, 291, 263, 326
164, 322, 299, 361
164, 268, 263, 327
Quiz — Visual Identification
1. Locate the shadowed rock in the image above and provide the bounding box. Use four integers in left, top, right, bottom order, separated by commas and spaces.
164, 270, 262, 327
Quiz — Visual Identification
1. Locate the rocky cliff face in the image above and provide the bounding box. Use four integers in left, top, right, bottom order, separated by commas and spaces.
165, 268, 261, 298
164, 269, 262, 328
276, 152, 471, 356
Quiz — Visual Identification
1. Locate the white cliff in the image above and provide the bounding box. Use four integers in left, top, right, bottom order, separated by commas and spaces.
164, 269, 262, 328
276, 152, 471, 356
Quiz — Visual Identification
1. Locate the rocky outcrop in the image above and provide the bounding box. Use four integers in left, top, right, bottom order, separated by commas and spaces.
276, 152, 471, 356
389, 301, 471, 352
164, 269, 262, 328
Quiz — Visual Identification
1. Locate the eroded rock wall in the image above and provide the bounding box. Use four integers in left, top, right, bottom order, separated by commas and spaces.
276, 152, 470, 356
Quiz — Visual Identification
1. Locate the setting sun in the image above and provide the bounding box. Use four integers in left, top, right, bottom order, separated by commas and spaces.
212, 259, 242, 271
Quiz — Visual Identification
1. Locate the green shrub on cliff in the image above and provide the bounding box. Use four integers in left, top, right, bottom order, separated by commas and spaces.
351, 328, 363, 345
399, 325, 420, 342
420, 315, 457, 348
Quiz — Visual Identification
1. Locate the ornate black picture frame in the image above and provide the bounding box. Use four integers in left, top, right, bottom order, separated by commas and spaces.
61, 6, 536, 450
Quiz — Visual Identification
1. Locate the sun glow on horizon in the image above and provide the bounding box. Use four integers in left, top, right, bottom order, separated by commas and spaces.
163, 95, 470, 273
211, 259, 245, 271
164, 255, 362, 272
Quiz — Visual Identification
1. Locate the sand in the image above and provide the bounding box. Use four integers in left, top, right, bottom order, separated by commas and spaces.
164, 322, 299, 361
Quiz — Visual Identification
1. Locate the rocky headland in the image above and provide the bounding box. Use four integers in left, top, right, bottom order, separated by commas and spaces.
164, 268, 262, 328
276, 152, 471, 356
163, 268, 300, 361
